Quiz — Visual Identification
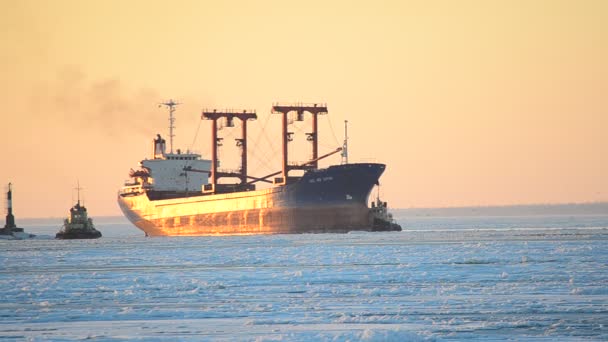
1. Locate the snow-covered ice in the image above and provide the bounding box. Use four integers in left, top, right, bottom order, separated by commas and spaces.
1, 215, 607, 341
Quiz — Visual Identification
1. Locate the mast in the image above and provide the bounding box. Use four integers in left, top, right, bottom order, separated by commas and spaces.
75, 181, 83, 206
341, 120, 349, 164
159, 99, 180, 153
271, 103, 328, 185
201, 109, 257, 193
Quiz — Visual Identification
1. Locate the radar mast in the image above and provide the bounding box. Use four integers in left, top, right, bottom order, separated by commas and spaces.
159, 100, 180, 153
341, 120, 349, 164
75, 181, 83, 206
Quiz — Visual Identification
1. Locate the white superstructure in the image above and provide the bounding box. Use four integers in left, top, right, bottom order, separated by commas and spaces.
140, 134, 211, 192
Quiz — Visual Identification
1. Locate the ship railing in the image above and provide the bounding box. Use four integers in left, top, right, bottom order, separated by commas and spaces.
119, 185, 144, 196
271, 102, 328, 111
288, 160, 318, 166
186, 149, 202, 156
202, 108, 256, 114
123, 178, 142, 185
163, 150, 202, 157
217, 168, 242, 174
352, 157, 379, 163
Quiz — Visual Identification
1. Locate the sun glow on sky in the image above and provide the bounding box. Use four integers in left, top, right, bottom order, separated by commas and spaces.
1, 0, 607, 217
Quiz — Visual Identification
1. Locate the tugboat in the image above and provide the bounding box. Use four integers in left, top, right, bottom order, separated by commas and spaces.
0, 183, 35, 239
369, 187, 402, 231
56, 184, 102, 239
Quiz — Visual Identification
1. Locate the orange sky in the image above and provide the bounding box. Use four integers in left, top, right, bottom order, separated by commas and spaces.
1, 0, 607, 218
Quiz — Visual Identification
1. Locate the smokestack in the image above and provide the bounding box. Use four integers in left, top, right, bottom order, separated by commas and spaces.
153, 134, 166, 159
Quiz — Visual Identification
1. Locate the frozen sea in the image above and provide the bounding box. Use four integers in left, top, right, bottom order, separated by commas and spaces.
1, 209, 607, 341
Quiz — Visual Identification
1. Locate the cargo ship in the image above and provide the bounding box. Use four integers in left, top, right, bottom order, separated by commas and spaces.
117, 102, 401, 236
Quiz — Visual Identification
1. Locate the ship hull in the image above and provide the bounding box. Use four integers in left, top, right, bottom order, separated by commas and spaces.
118, 163, 399, 236
56, 230, 102, 239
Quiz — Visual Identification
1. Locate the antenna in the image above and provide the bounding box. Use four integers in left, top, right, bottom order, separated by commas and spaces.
341, 120, 349, 164
159, 99, 181, 153
75, 181, 83, 206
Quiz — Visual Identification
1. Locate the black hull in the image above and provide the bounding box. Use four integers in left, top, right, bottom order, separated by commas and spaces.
118, 163, 401, 236
56, 230, 102, 239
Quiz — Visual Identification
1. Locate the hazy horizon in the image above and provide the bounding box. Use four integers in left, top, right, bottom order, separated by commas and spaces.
2, 0, 606, 218
11, 201, 607, 221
